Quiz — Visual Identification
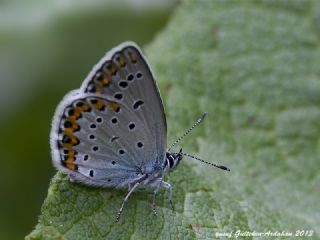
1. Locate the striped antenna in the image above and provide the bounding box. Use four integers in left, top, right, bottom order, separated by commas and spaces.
182, 152, 230, 171
168, 112, 207, 151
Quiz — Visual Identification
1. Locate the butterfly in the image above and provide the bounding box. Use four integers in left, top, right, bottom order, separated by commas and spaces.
50, 42, 230, 221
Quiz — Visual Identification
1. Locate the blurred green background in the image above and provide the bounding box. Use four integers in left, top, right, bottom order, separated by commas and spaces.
0, 1, 176, 239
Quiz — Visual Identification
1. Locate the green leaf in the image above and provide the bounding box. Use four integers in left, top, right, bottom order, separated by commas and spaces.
27, 0, 320, 239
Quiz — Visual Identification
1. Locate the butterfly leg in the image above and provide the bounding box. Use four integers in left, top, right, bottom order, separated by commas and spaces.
150, 179, 175, 212
116, 181, 141, 222
151, 178, 163, 216
161, 181, 175, 211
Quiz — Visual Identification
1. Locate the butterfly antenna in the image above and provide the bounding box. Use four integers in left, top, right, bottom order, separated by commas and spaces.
182, 152, 230, 171
168, 112, 208, 151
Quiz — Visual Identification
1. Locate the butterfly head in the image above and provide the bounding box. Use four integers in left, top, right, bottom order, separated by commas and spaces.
165, 148, 183, 171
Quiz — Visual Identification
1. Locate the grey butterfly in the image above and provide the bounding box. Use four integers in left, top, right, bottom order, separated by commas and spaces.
50, 42, 230, 221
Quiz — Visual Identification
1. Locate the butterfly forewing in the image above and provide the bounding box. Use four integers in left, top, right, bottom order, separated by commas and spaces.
50, 42, 167, 188
82, 43, 166, 135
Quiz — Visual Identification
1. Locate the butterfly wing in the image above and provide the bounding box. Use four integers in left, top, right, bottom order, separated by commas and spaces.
50, 42, 167, 188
